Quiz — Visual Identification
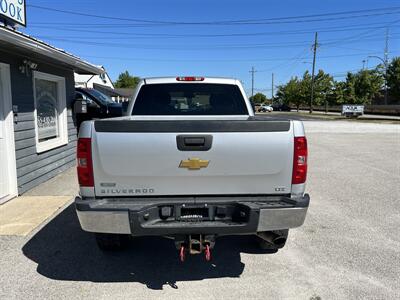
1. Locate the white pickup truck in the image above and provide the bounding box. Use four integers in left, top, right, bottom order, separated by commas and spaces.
75, 76, 309, 261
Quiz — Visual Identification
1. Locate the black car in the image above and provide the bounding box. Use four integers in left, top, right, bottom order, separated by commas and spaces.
75, 88, 123, 118
272, 103, 291, 112
74, 88, 123, 130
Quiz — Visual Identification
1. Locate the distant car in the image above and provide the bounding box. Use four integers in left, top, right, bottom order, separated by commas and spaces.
258, 104, 273, 112
272, 103, 291, 112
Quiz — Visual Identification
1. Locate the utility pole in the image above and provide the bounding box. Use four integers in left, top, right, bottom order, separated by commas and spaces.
310, 32, 318, 114
384, 27, 389, 105
249, 66, 257, 98
271, 72, 274, 105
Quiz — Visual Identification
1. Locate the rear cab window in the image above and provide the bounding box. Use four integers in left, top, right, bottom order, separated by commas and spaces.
132, 83, 248, 115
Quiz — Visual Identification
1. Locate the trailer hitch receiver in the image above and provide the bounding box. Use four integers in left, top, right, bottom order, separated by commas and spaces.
177, 234, 214, 262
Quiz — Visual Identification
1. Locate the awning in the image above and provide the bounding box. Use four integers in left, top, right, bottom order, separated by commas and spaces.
0, 25, 103, 75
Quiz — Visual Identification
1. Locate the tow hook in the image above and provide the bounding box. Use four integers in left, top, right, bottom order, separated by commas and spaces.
179, 245, 186, 262
204, 244, 211, 261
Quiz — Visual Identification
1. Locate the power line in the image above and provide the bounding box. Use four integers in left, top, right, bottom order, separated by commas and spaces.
323, 18, 400, 46
76, 51, 390, 65
27, 17, 400, 29
257, 48, 310, 73
28, 26, 400, 40
76, 50, 396, 63
27, 4, 400, 26
34, 34, 400, 51
28, 20, 400, 29
331, 67, 375, 77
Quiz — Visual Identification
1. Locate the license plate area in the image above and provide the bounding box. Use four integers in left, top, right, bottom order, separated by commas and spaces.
179, 206, 210, 222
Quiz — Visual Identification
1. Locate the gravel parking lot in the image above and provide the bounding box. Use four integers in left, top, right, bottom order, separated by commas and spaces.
1, 118, 399, 300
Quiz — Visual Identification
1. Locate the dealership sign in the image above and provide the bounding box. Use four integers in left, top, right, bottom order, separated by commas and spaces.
342, 105, 364, 117
0, 0, 26, 26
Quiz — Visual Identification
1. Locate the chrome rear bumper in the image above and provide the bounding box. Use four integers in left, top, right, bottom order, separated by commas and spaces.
75, 194, 309, 235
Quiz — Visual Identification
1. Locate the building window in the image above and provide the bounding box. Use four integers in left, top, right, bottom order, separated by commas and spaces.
33, 71, 68, 153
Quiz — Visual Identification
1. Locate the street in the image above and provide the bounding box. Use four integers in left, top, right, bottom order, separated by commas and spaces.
1, 117, 399, 299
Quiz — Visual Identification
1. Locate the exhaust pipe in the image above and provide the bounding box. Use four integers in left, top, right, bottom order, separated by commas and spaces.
258, 231, 287, 248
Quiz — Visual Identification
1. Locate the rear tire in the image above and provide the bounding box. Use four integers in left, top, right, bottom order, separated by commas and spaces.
95, 233, 130, 251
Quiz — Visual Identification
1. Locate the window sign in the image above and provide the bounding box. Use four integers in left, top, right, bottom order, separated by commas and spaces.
35, 79, 59, 142
33, 71, 68, 153
0, 0, 26, 27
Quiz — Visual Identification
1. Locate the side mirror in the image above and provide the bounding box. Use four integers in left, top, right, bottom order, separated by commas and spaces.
73, 98, 87, 114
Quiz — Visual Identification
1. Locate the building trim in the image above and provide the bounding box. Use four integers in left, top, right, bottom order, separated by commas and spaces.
0, 62, 18, 204
0, 26, 103, 75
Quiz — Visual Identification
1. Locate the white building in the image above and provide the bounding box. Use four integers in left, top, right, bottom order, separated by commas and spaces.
74, 69, 132, 102
74, 67, 114, 89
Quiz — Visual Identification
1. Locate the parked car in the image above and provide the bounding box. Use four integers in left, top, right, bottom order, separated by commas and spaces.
75, 88, 122, 117
75, 77, 309, 261
74, 88, 123, 129
272, 103, 291, 112
258, 104, 273, 112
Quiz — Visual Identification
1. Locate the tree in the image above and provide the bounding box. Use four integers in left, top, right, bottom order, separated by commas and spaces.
387, 57, 400, 100
249, 92, 268, 104
353, 69, 383, 104
114, 71, 140, 88
330, 81, 347, 105
274, 66, 384, 108
332, 69, 383, 105
312, 70, 334, 106
276, 76, 304, 111
343, 72, 358, 104
275, 70, 333, 110
299, 72, 312, 107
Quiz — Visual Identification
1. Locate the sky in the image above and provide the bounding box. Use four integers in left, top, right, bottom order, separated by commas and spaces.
18, 0, 400, 96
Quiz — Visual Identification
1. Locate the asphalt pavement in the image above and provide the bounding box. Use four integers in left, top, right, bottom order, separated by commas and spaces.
0, 119, 399, 299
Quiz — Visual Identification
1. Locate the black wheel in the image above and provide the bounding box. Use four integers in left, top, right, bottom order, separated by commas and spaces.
257, 229, 289, 251
95, 233, 130, 251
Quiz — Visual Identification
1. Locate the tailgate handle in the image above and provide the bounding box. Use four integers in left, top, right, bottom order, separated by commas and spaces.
177, 135, 213, 151
184, 137, 205, 146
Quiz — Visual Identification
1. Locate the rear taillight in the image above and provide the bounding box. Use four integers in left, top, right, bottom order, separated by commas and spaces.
176, 76, 204, 81
77, 138, 94, 187
292, 136, 308, 184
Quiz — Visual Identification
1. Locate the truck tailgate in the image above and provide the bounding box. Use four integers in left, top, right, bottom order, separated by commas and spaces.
92, 119, 293, 197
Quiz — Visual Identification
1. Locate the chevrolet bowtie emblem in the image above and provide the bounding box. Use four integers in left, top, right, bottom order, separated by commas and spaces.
179, 158, 210, 170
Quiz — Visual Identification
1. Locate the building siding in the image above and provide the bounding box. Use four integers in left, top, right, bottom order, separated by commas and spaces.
0, 50, 78, 194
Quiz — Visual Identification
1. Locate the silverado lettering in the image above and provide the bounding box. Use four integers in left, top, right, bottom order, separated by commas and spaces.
100, 188, 155, 194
